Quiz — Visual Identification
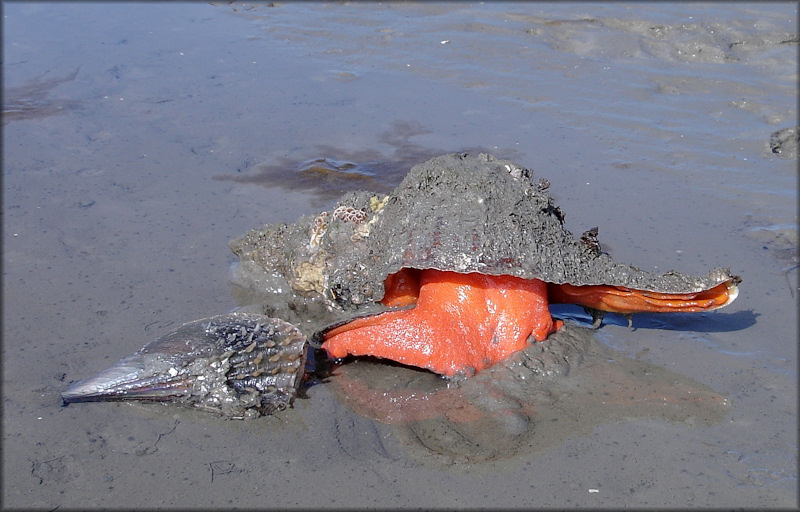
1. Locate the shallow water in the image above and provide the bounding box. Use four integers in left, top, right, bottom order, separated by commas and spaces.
3, 2, 797, 508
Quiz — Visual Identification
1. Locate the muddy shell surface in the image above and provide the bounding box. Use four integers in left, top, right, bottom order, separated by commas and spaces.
230, 152, 737, 337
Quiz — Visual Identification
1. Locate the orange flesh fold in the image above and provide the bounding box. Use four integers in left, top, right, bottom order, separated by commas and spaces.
546, 281, 734, 314
323, 269, 562, 377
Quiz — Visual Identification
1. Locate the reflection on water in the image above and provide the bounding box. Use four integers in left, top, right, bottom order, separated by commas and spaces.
323, 324, 730, 465
2, 68, 82, 124
214, 120, 518, 202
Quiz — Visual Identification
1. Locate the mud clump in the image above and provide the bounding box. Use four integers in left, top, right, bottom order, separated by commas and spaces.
769, 126, 798, 159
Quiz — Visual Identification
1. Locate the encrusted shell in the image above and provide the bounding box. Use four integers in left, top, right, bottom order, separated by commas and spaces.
230, 153, 737, 336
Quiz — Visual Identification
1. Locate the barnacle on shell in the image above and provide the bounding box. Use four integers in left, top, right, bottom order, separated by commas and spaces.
332, 205, 368, 224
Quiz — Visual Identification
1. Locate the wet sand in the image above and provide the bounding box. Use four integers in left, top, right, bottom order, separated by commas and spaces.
3, 2, 797, 509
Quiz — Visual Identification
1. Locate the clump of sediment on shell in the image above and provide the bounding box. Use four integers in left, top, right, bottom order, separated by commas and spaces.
230, 153, 737, 337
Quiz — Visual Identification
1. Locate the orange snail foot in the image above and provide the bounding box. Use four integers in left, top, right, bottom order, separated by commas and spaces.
323, 269, 562, 378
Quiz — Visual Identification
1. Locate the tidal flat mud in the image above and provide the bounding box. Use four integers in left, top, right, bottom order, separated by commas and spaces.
3, 2, 796, 509
326, 323, 730, 465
